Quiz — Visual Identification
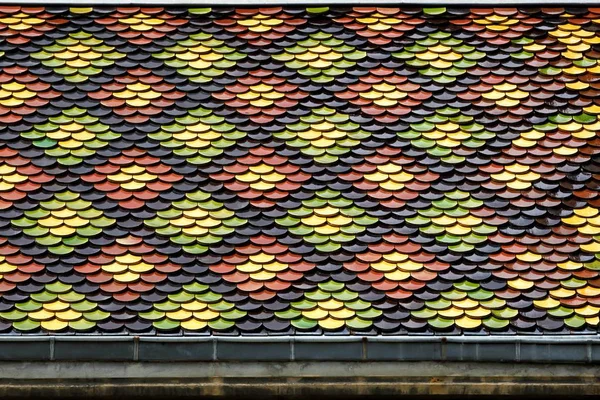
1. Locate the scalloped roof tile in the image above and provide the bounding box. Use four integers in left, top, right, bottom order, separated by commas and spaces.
0, 6, 597, 335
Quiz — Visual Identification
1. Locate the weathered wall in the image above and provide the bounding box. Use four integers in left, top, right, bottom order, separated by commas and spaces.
0, 361, 598, 398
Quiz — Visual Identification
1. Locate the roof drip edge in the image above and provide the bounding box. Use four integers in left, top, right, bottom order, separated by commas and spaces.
0, 335, 598, 362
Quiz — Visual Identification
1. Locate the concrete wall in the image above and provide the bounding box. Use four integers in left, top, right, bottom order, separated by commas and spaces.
0, 360, 600, 398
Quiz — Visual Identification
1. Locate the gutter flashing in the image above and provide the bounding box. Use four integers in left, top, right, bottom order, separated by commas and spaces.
0, 335, 597, 363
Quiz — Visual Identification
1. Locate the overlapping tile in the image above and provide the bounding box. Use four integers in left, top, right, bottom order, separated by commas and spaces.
0, 6, 599, 335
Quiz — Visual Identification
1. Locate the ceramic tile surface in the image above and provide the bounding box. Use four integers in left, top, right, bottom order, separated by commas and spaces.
0, 5, 598, 335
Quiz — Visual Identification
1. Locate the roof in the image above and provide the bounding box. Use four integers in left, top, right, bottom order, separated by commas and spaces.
0, 5, 598, 338
12, 0, 600, 4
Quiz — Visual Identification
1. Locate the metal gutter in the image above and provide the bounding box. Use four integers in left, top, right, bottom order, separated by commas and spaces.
0, 335, 597, 363
1, 0, 599, 5
1, 337, 599, 397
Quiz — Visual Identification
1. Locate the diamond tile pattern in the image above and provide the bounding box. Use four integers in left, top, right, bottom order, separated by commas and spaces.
0, 6, 599, 335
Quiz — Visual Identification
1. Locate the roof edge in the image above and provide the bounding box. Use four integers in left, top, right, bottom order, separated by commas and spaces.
0, 1, 599, 5
0, 335, 598, 363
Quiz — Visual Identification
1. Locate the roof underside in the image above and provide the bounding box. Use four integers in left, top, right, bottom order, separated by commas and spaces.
0, 5, 598, 338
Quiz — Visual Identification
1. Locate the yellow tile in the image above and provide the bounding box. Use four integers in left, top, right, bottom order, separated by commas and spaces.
182, 301, 207, 312
114, 271, 140, 283
263, 261, 288, 272
166, 309, 193, 321
577, 286, 600, 297
128, 261, 154, 274
302, 214, 327, 227
397, 260, 423, 272
0, 261, 16, 273
182, 226, 208, 236
438, 306, 463, 318
508, 278, 534, 290
303, 307, 328, 320
516, 251, 542, 262
549, 288, 575, 298
195, 217, 221, 228
455, 315, 481, 329
55, 309, 82, 321
579, 224, 600, 235
581, 241, 600, 252
126, 98, 151, 107
319, 298, 344, 311
103, 263, 128, 273
250, 181, 275, 191
181, 318, 208, 330
384, 270, 411, 281
496, 98, 520, 107
533, 297, 561, 309
380, 181, 405, 191
506, 180, 532, 190
382, 252, 409, 262
491, 171, 515, 181
457, 215, 482, 227
0, 98, 24, 107
29, 309, 54, 321
249, 270, 275, 281
329, 308, 355, 319
193, 309, 220, 321
250, 252, 275, 263
183, 208, 208, 219
575, 305, 599, 317
557, 260, 583, 270
453, 298, 478, 309
328, 214, 352, 227
70, 7, 93, 13
465, 306, 491, 318
445, 224, 471, 236
41, 318, 69, 331
319, 316, 345, 330
586, 214, 600, 227
431, 215, 456, 227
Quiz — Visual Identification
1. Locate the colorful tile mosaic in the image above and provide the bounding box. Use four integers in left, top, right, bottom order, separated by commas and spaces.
0, 6, 599, 335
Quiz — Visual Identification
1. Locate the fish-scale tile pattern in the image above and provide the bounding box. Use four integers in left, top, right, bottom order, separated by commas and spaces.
1, 6, 600, 335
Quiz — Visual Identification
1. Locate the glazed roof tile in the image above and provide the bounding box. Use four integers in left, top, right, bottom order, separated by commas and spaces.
0, 6, 599, 335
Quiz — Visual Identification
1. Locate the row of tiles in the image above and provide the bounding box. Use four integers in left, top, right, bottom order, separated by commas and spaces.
0, 6, 598, 334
